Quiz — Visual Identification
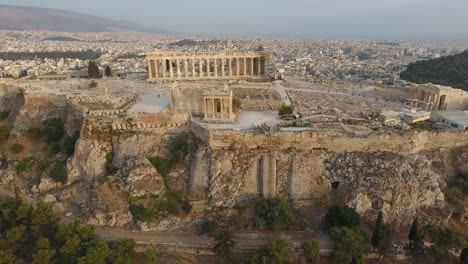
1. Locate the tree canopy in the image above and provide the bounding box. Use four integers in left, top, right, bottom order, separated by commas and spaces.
330, 227, 368, 264
400, 50, 468, 91
325, 205, 361, 229
0, 196, 138, 264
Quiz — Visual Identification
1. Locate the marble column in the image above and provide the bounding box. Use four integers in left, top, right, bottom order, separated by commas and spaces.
221, 58, 225, 76
204, 98, 207, 119
199, 59, 203, 77
228, 58, 232, 76
148, 60, 153, 78
192, 59, 196, 77
212, 98, 215, 118
154, 60, 159, 78
214, 58, 218, 77
162, 59, 167, 78
229, 91, 233, 118
220, 98, 224, 120
236, 58, 240, 76
206, 58, 210, 77
176, 59, 181, 77
243, 58, 247, 76
250, 57, 254, 76
184, 59, 188, 77
169, 59, 174, 77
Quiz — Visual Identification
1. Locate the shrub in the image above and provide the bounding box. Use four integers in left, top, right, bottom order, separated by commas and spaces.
249, 237, 291, 264
63, 132, 79, 158
129, 204, 154, 222
278, 104, 294, 116
255, 197, 295, 231
141, 248, 157, 264
302, 241, 320, 263
426, 225, 467, 255
214, 229, 236, 261
49, 161, 67, 184
0, 111, 9, 120
43, 118, 65, 143
15, 157, 36, 173
105, 152, 119, 175
0, 124, 10, 140
9, 143, 24, 154
200, 220, 219, 235
325, 205, 361, 229
88, 80, 98, 88
26, 126, 42, 139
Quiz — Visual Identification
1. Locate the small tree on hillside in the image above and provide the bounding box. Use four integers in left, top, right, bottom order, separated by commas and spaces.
278, 104, 294, 117
214, 229, 236, 262
105, 66, 112, 77
330, 226, 368, 264
377, 224, 393, 258
407, 218, 424, 256
88, 61, 100, 78
371, 211, 383, 249
302, 240, 320, 263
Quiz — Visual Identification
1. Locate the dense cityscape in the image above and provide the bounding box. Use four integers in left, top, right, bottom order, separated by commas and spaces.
0, 2, 468, 264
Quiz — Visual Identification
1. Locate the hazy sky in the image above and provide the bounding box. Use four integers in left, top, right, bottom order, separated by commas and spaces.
1, 0, 468, 39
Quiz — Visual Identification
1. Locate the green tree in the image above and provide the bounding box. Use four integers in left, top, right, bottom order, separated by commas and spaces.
32, 237, 55, 264
110, 239, 136, 264
255, 197, 295, 231
0, 250, 15, 264
407, 218, 424, 256
330, 226, 368, 264
278, 104, 294, 117
371, 211, 383, 249
77, 239, 111, 264
105, 65, 112, 77
50, 161, 68, 184
426, 225, 467, 257
214, 230, 236, 262
141, 248, 158, 264
248, 238, 291, 264
325, 205, 361, 230
88, 61, 100, 78
302, 240, 319, 263
263, 237, 291, 264
377, 225, 393, 258
460, 248, 468, 264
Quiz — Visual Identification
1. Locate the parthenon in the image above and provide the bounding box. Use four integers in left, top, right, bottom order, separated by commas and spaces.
147, 48, 269, 81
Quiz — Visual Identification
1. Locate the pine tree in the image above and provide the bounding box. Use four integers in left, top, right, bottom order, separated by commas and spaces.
371, 211, 383, 249
105, 66, 112, 77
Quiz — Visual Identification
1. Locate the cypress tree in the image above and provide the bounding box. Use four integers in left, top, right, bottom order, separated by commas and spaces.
408, 218, 419, 242
105, 66, 112, 77
407, 218, 424, 255
371, 211, 383, 249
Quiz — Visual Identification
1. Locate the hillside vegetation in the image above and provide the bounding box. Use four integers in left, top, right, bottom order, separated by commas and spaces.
400, 50, 468, 91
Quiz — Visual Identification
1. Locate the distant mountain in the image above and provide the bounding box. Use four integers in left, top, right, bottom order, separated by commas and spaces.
0, 5, 162, 33
400, 50, 468, 91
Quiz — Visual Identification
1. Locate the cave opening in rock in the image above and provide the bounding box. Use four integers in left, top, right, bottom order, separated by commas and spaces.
331, 181, 340, 190
372, 198, 384, 210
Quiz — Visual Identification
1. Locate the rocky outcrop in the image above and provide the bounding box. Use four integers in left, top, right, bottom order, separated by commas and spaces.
84, 182, 133, 227
123, 157, 166, 198
324, 152, 446, 226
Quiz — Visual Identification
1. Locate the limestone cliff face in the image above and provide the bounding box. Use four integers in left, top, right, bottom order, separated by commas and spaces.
189, 143, 468, 227
324, 152, 446, 226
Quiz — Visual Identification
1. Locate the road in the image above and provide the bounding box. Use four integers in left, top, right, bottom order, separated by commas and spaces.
96, 226, 334, 253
